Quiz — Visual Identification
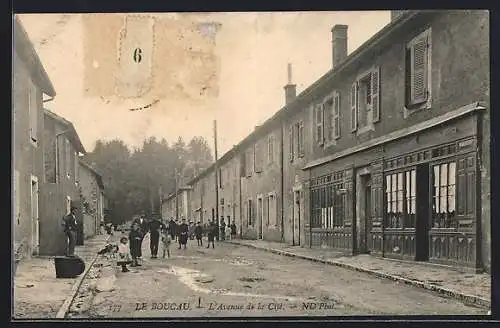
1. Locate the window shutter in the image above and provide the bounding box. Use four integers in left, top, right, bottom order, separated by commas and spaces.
14, 170, 20, 225
410, 35, 429, 104
316, 105, 324, 145
371, 67, 380, 123
289, 125, 294, 162
350, 82, 358, 132
334, 91, 341, 139
299, 121, 304, 156
29, 82, 38, 142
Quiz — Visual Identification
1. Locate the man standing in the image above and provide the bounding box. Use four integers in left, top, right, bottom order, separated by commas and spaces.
220, 218, 226, 241
178, 219, 189, 249
62, 206, 78, 257
137, 213, 148, 263
148, 214, 162, 258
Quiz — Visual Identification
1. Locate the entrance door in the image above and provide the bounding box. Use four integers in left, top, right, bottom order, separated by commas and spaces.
415, 164, 430, 261
31, 176, 39, 255
257, 197, 263, 239
293, 190, 301, 246
364, 182, 372, 253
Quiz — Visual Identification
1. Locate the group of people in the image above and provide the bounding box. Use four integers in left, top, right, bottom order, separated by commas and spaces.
115, 213, 237, 273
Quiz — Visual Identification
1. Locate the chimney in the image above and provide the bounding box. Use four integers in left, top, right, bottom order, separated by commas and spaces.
284, 63, 296, 105
391, 10, 405, 21
331, 25, 348, 69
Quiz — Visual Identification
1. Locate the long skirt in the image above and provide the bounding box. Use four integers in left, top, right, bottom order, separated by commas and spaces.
130, 240, 142, 258
207, 233, 215, 242
179, 233, 188, 245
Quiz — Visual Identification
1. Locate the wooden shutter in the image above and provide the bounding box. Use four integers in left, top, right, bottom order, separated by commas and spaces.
299, 121, 304, 156
316, 105, 324, 145
14, 170, 20, 225
410, 34, 429, 104
29, 82, 38, 142
350, 82, 358, 132
371, 67, 380, 123
333, 91, 341, 139
289, 125, 294, 162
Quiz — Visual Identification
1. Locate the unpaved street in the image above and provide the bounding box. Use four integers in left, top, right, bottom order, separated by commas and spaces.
72, 232, 486, 317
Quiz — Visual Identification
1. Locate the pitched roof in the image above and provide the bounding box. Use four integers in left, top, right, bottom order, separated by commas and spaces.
79, 158, 105, 189
44, 109, 86, 154
13, 16, 56, 97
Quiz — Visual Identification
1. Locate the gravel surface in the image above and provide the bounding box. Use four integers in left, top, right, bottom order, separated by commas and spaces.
68, 233, 487, 318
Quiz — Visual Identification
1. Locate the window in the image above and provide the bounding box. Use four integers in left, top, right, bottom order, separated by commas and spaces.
65, 139, 71, 179
333, 92, 341, 139
385, 169, 416, 229
324, 98, 334, 142
296, 121, 304, 157
432, 162, 456, 228
351, 67, 380, 132
311, 174, 345, 228
218, 168, 223, 188
314, 104, 324, 145
28, 80, 38, 144
406, 29, 431, 108
267, 134, 274, 164
289, 124, 294, 162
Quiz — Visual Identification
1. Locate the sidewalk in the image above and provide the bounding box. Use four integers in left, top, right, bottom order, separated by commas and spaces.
227, 239, 491, 309
13, 233, 111, 319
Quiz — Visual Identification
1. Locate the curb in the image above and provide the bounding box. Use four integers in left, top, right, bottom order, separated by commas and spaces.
228, 240, 490, 310
55, 235, 112, 319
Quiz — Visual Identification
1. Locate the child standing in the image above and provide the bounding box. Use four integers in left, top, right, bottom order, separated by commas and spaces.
194, 222, 203, 246
160, 227, 172, 259
117, 237, 132, 272
128, 222, 143, 267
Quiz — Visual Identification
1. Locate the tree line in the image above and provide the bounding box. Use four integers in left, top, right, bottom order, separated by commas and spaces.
85, 136, 214, 225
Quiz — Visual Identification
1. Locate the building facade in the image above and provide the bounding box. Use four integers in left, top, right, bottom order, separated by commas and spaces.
79, 159, 105, 239
13, 16, 56, 261
185, 10, 490, 273
162, 187, 192, 222
41, 109, 86, 255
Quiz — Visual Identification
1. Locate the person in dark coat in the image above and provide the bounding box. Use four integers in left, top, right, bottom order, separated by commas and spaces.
178, 219, 189, 249
62, 206, 78, 256
194, 221, 203, 246
206, 220, 216, 249
128, 222, 143, 267
230, 222, 237, 239
148, 215, 162, 258
168, 217, 177, 239
220, 218, 226, 241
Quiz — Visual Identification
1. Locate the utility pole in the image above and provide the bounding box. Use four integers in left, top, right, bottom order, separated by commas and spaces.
213, 120, 219, 231
175, 168, 179, 221
159, 185, 163, 220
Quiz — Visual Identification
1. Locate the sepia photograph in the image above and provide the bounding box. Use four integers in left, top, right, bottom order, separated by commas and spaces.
11, 10, 492, 319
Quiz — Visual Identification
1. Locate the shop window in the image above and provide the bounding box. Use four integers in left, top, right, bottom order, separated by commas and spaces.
311, 175, 345, 229
432, 162, 456, 228
385, 169, 416, 229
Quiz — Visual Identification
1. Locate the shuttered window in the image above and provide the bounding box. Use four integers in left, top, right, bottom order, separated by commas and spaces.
267, 134, 274, 164
406, 29, 430, 106
297, 121, 304, 157
324, 98, 334, 142
371, 67, 380, 122
333, 91, 341, 139
289, 125, 294, 162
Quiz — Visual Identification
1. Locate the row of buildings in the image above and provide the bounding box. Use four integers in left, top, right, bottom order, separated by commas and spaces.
163, 10, 491, 273
13, 16, 108, 264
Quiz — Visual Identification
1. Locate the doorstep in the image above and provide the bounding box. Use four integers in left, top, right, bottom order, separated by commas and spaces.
227, 239, 491, 310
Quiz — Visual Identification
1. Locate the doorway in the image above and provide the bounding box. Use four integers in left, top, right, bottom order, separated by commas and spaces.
355, 169, 372, 254
293, 190, 301, 246
257, 196, 263, 239
31, 176, 39, 256
415, 164, 430, 261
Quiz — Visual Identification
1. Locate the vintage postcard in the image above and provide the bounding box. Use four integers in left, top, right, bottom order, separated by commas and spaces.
12, 10, 492, 319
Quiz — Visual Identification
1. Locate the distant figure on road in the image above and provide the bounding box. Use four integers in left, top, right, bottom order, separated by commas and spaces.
220, 218, 226, 241
189, 221, 195, 240
160, 227, 171, 259
206, 220, 216, 249
168, 217, 177, 240
178, 219, 189, 249
225, 224, 232, 241
128, 222, 143, 267
62, 206, 78, 257
230, 222, 237, 239
194, 221, 203, 246
148, 215, 162, 259
175, 219, 181, 243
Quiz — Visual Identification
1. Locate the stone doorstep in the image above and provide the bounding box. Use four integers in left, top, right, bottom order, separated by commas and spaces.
228, 240, 491, 310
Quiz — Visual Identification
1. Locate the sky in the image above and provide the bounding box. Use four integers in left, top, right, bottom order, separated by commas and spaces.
17, 12, 390, 156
